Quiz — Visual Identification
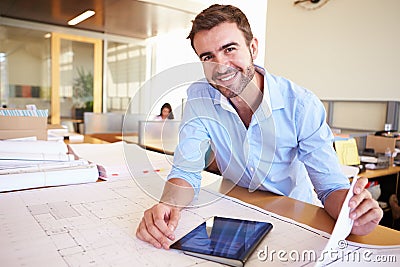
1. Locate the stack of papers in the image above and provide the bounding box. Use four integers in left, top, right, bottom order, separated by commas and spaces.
334, 137, 360, 166
47, 125, 69, 141
0, 140, 99, 192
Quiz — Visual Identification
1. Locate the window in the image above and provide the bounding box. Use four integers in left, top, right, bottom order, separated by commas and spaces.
106, 42, 146, 113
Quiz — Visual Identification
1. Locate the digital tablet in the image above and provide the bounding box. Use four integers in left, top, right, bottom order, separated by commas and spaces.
170, 216, 273, 267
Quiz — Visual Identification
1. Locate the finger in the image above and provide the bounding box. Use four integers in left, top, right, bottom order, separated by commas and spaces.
144, 209, 172, 249
350, 198, 379, 220
351, 206, 383, 235
353, 177, 368, 195
349, 188, 372, 209
152, 209, 175, 236
353, 204, 383, 227
136, 219, 163, 249
166, 208, 181, 239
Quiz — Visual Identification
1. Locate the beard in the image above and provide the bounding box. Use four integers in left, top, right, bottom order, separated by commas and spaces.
210, 63, 255, 99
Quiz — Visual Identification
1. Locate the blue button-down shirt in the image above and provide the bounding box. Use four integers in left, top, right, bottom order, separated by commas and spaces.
168, 67, 350, 204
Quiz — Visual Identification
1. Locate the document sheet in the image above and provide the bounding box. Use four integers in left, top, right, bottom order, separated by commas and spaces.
0, 140, 99, 192
1, 143, 398, 266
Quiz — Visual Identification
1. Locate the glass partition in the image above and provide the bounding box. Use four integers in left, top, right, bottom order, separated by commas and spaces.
59, 39, 94, 121
50, 33, 102, 126
0, 23, 146, 129
0, 26, 51, 117
106, 41, 146, 113
138, 120, 181, 154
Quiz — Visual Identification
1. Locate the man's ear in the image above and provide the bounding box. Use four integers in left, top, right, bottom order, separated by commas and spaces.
250, 37, 259, 59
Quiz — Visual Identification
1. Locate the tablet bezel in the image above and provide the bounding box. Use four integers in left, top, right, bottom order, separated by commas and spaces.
170, 216, 273, 262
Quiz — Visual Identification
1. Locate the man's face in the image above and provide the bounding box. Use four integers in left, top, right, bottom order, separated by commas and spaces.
193, 22, 257, 98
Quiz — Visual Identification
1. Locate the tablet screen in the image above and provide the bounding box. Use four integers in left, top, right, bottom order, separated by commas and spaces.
170, 216, 273, 260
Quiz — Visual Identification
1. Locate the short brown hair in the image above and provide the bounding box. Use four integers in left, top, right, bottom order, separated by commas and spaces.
187, 4, 253, 51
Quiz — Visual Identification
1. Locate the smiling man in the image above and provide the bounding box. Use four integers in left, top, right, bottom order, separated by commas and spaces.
136, 4, 383, 249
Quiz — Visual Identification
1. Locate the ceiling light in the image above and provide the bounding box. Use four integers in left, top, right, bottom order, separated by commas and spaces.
67, 10, 95, 26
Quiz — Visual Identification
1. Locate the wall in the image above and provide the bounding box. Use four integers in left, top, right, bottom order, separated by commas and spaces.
265, 0, 400, 101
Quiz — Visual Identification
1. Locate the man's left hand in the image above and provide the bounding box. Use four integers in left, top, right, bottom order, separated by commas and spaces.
349, 177, 383, 235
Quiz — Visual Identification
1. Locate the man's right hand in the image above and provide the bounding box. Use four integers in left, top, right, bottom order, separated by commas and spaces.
136, 178, 194, 249
136, 202, 181, 249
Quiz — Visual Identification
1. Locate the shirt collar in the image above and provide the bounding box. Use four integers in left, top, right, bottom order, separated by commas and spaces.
263, 67, 284, 111
212, 65, 284, 116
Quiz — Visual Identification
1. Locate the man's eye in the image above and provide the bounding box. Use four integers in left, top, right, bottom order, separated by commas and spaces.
225, 47, 235, 53
202, 55, 212, 61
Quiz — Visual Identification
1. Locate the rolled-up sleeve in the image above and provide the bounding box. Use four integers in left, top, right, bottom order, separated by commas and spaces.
167, 90, 211, 196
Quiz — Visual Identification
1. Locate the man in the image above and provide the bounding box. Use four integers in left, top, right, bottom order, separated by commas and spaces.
136, 4, 383, 249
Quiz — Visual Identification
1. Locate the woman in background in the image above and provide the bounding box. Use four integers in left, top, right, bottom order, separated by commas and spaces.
155, 103, 174, 120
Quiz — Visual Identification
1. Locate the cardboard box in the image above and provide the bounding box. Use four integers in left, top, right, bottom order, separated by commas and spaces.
365, 135, 399, 154
0, 116, 47, 140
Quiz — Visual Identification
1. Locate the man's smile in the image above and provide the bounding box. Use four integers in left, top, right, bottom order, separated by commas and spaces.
213, 69, 240, 85
220, 72, 236, 81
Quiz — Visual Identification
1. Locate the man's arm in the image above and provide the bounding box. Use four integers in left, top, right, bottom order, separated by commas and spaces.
292, 92, 382, 234
324, 177, 383, 235
136, 178, 195, 249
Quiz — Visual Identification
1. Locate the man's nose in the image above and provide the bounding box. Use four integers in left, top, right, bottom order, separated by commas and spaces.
213, 53, 229, 64
213, 55, 230, 73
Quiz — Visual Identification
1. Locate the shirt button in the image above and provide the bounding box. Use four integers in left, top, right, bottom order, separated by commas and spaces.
250, 167, 254, 172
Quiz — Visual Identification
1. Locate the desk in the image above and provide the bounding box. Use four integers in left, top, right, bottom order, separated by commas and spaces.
87, 132, 131, 143
363, 165, 400, 196
360, 165, 400, 229
60, 118, 84, 133
64, 134, 109, 144
71, 138, 400, 244
1, 141, 399, 266
81, 133, 176, 155
222, 180, 400, 246
71, 139, 400, 241
116, 135, 177, 155
362, 166, 400, 179
3, 175, 399, 266
355, 165, 400, 197
138, 141, 176, 155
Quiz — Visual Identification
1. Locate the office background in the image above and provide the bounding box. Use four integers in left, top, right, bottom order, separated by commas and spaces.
1, 0, 400, 238
0, 0, 399, 132
266, 0, 400, 131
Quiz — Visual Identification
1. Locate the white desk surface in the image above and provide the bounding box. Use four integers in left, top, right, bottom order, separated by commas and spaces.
1, 142, 399, 266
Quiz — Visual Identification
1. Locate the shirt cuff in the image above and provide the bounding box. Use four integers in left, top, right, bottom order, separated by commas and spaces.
318, 183, 351, 206
167, 167, 202, 196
